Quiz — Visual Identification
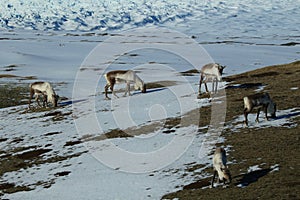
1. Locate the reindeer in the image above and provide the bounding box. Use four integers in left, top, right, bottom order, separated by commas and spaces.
198, 63, 225, 97
243, 92, 276, 126
211, 147, 232, 188
29, 82, 59, 108
104, 70, 146, 100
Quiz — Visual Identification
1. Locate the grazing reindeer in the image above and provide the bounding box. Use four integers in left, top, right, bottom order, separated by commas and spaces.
198, 63, 225, 97
29, 82, 59, 107
211, 147, 232, 188
104, 70, 146, 100
243, 92, 276, 126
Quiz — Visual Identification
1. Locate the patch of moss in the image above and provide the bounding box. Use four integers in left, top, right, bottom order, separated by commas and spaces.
0, 84, 28, 108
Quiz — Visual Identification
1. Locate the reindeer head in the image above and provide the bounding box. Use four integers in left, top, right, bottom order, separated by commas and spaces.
52, 94, 59, 107
135, 82, 146, 93
217, 64, 226, 76
268, 101, 276, 118
141, 84, 146, 93
221, 167, 232, 184
212, 63, 226, 81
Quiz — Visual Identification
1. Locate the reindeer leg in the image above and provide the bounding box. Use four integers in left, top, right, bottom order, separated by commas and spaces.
204, 82, 209, 93
28, 89, 34, 108
35, 95, 42, 107
123, 83, 127, 96
215, 80, 218, 94
211, 170, 217, 188
244, 108, 251, 126
124, 82, 130, 97
104, 84, 111, 100
198, 76, 203, 96
256, 108, 261, 123
105, 83, 119, 99
211, 80, 215, 94
264, 103, 269, 121
197, 75, 203, 99
111, 85, 119, 98
128, 83, 131, 96
43, 94, 47, 108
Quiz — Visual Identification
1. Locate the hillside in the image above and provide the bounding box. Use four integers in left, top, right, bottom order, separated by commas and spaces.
163, 61, 300, 199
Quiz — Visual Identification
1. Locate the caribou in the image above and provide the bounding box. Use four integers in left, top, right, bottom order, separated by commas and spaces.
104, 70, 146, 100
198, 63, 226, 97
243, 92, 276, 126
211, 147, 232, 188
29, 81, 59, 108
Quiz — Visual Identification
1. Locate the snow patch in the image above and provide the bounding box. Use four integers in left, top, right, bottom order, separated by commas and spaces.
247, 165, 262, 173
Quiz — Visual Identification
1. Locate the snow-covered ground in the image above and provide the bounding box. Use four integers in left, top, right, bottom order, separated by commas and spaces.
1, 0, 300, 199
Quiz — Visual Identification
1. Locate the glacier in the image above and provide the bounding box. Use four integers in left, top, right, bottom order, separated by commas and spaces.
1, 0, 299, 40
1, 0, 195, 31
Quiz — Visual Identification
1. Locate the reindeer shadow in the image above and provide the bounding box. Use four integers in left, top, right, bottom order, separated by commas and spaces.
58, 99, 88, 107
273, 111, 300, 121
225, 83, 263, 89
234, 168, 273, 187
132, 88, 166, 95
